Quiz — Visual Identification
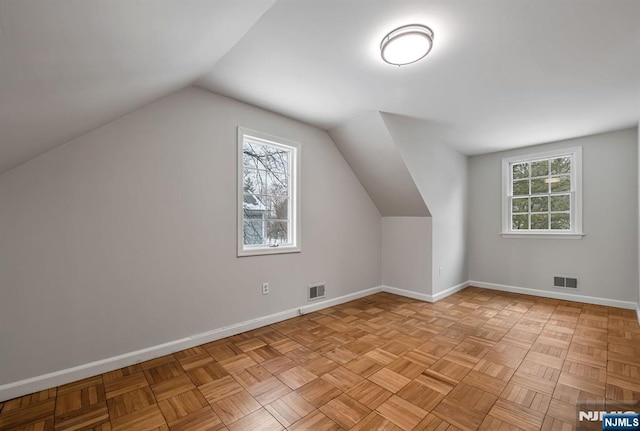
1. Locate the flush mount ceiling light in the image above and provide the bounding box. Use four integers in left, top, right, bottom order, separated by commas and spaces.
380, 24, 434, 66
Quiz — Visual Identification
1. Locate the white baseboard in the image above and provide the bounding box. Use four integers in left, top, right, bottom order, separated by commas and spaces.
0, 285, 383, 402
298, 286, 382, 314
470, 280, 637, 310
381, 285, 434, 302
636, 303, 640, 325
431, 281, 470, 302
381, 281, 469, 303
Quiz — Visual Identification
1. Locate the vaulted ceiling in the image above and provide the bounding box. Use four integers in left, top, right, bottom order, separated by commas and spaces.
1, 0, 639, 175
0, 0, 276, 174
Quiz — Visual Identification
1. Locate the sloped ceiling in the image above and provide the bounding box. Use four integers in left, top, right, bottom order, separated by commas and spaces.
199, 0, 640, 154
0, 0, 275, 174
1, 0, 639, 175
329, 112, 430, 217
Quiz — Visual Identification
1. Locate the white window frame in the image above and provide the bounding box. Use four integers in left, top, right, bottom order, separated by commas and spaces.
237, 127, 301, 257
501, 146, 584, 239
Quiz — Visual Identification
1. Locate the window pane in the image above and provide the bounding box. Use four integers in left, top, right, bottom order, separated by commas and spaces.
531, 160, 549, 177
551, 176, 571, 192
512, 163, 529, 179
512, 198, 528, 213
550, 194, 570, 211
512, 214, 529, 230
243, 168, 266, 195
239, 129, 299, 255
243, 195, 267, 215
531, 178, 548, 194
551, 157, 571, 175
244, 141, 290, 174
550, 213, 570, 230
503, 150, 579, 235
244, 220, 264, 245
266, 171, 288, 196
243, 142, 270, 169
263, 148, 289, 173
266, 197, 288, 220
513, 180, 529, 196
531, 213, 549, 230
530, 196, 548, 212
267, 221, 288, 244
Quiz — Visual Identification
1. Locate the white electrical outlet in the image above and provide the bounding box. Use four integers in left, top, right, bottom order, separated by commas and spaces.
439, 266, 444, 276
262, 282, 269, 295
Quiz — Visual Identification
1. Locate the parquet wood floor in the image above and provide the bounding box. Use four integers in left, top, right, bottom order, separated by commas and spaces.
2, 287, 640, 431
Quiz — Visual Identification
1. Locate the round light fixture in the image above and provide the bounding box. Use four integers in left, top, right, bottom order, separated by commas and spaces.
380, 24, 434, 66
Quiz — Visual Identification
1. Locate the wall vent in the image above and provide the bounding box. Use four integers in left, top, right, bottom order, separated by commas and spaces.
308, 283, 325, 301
554, 276, 578, 289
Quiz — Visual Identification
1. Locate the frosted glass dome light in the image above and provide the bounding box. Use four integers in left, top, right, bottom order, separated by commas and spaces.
380, 24, 434, 66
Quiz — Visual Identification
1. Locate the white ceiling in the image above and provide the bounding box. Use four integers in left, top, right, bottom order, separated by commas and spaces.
199, 0, 640, 154
1, 0, 639, 174
0, 0, 275, 174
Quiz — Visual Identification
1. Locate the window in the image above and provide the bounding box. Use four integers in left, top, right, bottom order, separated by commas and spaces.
502, 147, 583, 238
237, 127, 301, 256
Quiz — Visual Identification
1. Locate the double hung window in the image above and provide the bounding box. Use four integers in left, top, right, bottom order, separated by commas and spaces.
502, 147, 583, 238
238, 127, 301, 256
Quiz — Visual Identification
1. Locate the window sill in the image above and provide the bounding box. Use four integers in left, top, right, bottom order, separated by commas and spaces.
500, 232, 585, 239
238, 245, 301, 257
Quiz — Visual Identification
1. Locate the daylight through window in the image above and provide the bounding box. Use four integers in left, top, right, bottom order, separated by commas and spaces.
238, 128, 301, 256
502, 147, 583, 237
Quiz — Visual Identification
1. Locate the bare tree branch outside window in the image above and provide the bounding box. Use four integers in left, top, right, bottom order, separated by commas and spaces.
242, 141, 291, 246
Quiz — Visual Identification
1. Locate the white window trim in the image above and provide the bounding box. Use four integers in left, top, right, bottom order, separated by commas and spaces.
237, 127, 302, 257
501, 146, 584, 239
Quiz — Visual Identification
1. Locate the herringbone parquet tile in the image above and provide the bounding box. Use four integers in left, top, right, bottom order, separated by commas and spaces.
2, 288, 640, 431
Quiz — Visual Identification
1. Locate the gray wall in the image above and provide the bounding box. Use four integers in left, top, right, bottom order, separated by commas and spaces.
381, 217, 432, 294
468, 128, 638, 302
0, 87, 382, 385
382, 114, 469, 295
329, 112, 433, 296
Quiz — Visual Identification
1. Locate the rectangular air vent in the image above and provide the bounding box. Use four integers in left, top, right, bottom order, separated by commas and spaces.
554, 276, 578, 289
308, 283, 325, 301
565, 277, 578, 289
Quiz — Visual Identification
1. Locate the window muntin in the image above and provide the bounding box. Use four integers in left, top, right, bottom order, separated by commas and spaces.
502, 147, 583, 237
237, 128, 301, 256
